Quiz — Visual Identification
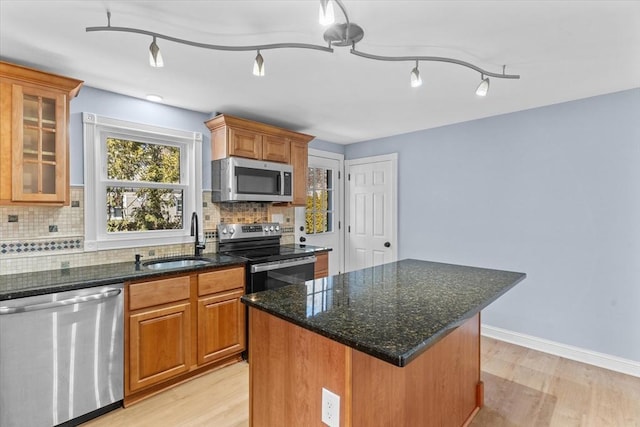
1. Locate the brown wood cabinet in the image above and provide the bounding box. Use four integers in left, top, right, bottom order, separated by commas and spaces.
197, 267, 246, 365
314, 251, 329, 279
198, 289, 245, 365
248, 309, 483, 427
124, 265, 245, 405
129, 302, 192, 392
290, 139, 309, 206
0, 61, 82, 206
205, 114, 314, 205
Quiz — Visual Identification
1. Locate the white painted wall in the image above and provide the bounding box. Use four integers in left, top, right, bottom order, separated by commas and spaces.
344, 89, 640, 362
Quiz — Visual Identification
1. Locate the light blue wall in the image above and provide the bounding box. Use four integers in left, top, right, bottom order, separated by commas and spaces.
345, 88, 640, 362
309, 138, 345, 154
69, 86, 212, 188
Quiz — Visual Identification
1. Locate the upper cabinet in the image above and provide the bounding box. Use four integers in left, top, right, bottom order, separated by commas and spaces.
205, 114, 314, 205
0, 61, 83, 206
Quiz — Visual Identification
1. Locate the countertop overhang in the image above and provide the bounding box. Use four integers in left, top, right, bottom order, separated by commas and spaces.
242, 258, 526, 367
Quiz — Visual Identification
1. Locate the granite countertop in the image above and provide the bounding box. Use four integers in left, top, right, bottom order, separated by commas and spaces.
0, 254, 246, 301
242, 258, 526, 367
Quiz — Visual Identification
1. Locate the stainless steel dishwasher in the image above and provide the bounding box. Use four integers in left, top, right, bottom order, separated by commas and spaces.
0, 283, 124, 426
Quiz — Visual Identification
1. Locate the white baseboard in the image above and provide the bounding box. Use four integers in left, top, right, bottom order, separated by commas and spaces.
481, 324, 640, 378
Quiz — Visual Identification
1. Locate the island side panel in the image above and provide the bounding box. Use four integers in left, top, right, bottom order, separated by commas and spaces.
351, 313, 482, 427
248, 308, 351, 427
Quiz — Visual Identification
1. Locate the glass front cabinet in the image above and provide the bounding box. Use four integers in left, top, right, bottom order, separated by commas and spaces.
0, 61, 82, 205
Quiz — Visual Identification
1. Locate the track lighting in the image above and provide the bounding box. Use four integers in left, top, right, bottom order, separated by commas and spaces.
253, 50, 265, 76
149, 36, 164, 67
87, 3, 520, 93
410, 61, 422, 88
319, 0, 335, 26
476, 75, 490, 97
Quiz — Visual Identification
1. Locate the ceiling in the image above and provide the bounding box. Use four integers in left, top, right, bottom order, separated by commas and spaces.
1, 1, 639, 144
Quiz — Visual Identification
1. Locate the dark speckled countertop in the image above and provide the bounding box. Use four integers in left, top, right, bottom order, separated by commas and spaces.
242, 259, 525, 367
0, 254, 246, 301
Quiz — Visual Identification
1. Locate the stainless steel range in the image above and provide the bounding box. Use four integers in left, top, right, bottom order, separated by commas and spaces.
217, 223, 316, 294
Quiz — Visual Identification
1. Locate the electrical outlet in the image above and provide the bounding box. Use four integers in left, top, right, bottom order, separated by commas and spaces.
321, 387, 340, 427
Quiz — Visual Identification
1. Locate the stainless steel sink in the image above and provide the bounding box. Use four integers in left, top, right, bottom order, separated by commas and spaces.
144, 257, 212, 270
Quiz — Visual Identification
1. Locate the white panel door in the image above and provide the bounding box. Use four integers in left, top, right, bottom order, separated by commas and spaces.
346, 154, 397, 272
294, 150, 344, 275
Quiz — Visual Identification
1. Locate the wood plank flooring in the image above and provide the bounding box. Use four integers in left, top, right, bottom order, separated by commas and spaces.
83, 337, 640, 426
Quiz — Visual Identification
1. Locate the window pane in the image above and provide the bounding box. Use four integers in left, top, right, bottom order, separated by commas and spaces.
307, 168, 315, 191
107, 138, 180, 183
106, 187, 183, 232
305, 166, 335, 235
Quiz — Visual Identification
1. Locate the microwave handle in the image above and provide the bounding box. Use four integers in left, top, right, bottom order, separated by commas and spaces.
277, 173, 281, 194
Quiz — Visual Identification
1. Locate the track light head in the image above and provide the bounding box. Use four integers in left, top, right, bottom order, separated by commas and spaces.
319, 0, 335, 26
253, 50, 265, 76
476, 75, 490, 96
410, 61, 422, 88
149, 36, 164, 67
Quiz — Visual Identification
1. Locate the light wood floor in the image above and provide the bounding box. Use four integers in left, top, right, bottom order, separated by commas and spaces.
84, 337, 640, 427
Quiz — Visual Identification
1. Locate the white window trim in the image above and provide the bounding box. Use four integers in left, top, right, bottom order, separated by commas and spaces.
83, 112, 202, 252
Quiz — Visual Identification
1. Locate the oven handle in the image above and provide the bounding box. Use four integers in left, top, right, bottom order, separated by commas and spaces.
250, 255, 317, 274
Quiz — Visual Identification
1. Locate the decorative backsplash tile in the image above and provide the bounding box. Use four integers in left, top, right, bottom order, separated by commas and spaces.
0, 188, 295, 275
1, 238, 83, 255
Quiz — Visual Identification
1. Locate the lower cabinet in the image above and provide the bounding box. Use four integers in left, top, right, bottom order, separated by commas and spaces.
314, 251, 329, 279
125, 265, 245, 405
128, 302, 191, 392
198, 289, 245, 365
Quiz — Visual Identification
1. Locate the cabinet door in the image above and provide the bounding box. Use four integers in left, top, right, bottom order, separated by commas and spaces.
129, 302, 191, 392
228, 127, 262, 159
197, 289, 245, 365
262, 135, 290, 163
290, 139, 308, 206
11, 85, 67, 203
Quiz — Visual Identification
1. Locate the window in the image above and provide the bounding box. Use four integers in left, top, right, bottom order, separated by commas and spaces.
305, 167, 334, 234
83, 113, 202, 251
106, 138, 183, 232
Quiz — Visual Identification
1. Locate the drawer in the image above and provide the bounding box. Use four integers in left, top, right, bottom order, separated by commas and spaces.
198, 266, 245, 296
129, 275, 191, 310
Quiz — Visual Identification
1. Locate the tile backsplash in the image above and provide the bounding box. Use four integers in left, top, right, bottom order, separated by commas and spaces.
0, 188, 294, 275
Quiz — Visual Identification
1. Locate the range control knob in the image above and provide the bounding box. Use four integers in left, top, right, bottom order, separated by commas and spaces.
275, 225, 280, 231
264, 226, 269, 232
222, 227, 228, 235
270, 226, 275, 231
229, 227, 235, 234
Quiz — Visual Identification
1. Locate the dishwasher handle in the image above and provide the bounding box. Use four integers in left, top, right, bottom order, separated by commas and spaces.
0, 288, 122, 315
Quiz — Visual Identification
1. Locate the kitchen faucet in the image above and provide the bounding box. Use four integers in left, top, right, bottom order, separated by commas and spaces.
190, 212, 205, 256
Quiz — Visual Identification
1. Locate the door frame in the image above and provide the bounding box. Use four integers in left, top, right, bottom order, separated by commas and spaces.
345, 153, 398, 272
297, 148, 345, 274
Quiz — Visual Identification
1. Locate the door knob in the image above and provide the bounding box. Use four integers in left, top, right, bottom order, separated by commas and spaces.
384, 242, 391, 248
300, 236, 307, 242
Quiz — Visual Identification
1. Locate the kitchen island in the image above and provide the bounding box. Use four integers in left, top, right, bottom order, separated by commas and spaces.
241, 259, 526, 427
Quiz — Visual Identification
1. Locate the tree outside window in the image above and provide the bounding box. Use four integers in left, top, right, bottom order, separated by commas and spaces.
306, 167, 333, 234
106, 138, 183, 232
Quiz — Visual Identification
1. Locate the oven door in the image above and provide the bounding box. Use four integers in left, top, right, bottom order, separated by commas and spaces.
248, 255, 316, 293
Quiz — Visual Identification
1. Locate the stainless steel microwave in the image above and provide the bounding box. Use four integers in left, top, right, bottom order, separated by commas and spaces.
212, 157, 293, 202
